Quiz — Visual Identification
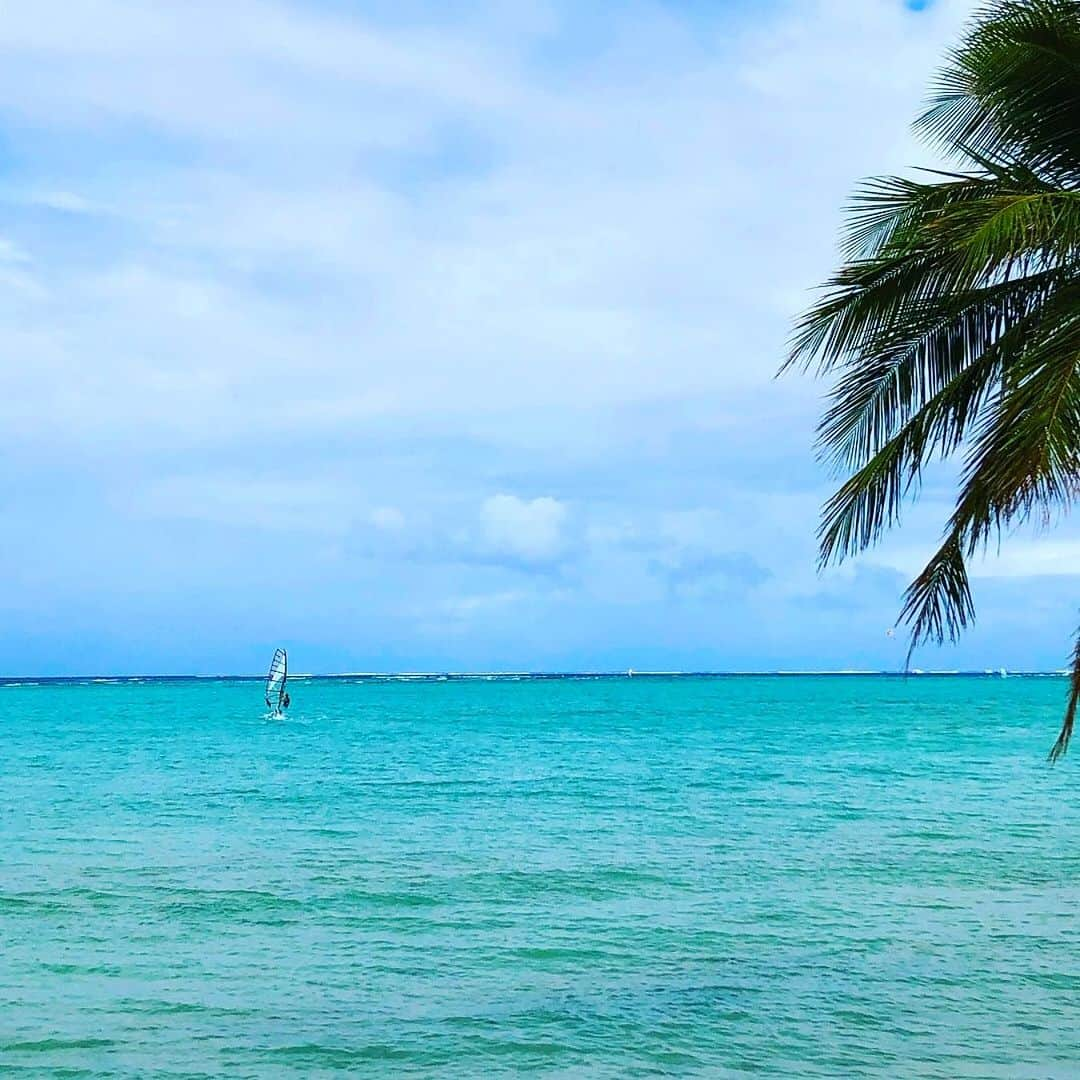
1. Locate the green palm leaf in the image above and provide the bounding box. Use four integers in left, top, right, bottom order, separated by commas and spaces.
787, 0, 1080, 757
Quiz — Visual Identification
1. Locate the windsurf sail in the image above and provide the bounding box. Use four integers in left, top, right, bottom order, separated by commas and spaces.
265, 648, 288, 712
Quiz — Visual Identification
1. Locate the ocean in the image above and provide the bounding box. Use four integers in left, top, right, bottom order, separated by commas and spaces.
2, 674, 1078, 1077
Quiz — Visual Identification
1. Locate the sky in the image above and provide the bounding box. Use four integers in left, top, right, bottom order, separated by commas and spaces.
2, 0, 1078, 675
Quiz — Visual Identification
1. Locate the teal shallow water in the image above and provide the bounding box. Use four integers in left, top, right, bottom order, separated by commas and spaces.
2, 675, 1079, 1077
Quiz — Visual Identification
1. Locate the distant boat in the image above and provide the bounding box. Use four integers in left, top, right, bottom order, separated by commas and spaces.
999, 667, 1008, 679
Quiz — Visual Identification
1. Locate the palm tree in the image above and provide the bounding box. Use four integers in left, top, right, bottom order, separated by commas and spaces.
785, 0, 1080, 759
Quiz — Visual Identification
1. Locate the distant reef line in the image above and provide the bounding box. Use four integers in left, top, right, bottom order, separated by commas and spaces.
0, 670, 1067, 684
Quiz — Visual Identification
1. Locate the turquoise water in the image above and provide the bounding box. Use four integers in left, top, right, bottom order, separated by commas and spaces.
3, 675, 1079, 1077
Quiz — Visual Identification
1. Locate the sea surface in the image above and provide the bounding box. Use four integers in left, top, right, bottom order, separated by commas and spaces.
2, 674, 1079, 1078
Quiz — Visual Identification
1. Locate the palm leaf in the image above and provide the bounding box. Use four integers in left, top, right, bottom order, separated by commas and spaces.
918, 0, 1080, 178
785, 0, 1080, 757
1049, 626, 1080, 762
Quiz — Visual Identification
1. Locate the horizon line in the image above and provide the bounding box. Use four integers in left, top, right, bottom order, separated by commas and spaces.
0, 668, 1067, 682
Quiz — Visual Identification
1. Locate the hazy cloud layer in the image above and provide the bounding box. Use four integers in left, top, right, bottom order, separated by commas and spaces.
4, 0, 1074, 674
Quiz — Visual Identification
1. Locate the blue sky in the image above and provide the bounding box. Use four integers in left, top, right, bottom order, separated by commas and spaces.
3, 0, 1077, 675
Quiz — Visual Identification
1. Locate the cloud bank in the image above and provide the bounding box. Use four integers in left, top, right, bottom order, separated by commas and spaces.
5, 0, 1073, 675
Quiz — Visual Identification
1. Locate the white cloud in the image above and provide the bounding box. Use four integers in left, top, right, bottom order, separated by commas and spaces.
14, 0, 1058, 671
370, 506, 406, 531
0, 1, 517, 148
0, 0, 981, 455
479, 494, 568, 565
133, 474, 361, 534
875, 535, 1080, 582
25, 190, 101, 214
973, 540, 1080, 579
443, 590, 525, 619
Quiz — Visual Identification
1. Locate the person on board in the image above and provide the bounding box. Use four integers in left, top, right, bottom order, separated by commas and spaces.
281, 691, 291, 710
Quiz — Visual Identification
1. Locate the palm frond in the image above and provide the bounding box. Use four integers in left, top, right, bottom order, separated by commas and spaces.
817, 344, 1005, 567
947, 192, 1080, 275
786, 0, 1080, 755
816, 271, 1059, 474
786, 172, 1073, 380
955, 303, 1080, 550
917, 0, 1080, 178
898, 534, 976, 660
895, 301, 1080, 667
1049, 624, 1080, 762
